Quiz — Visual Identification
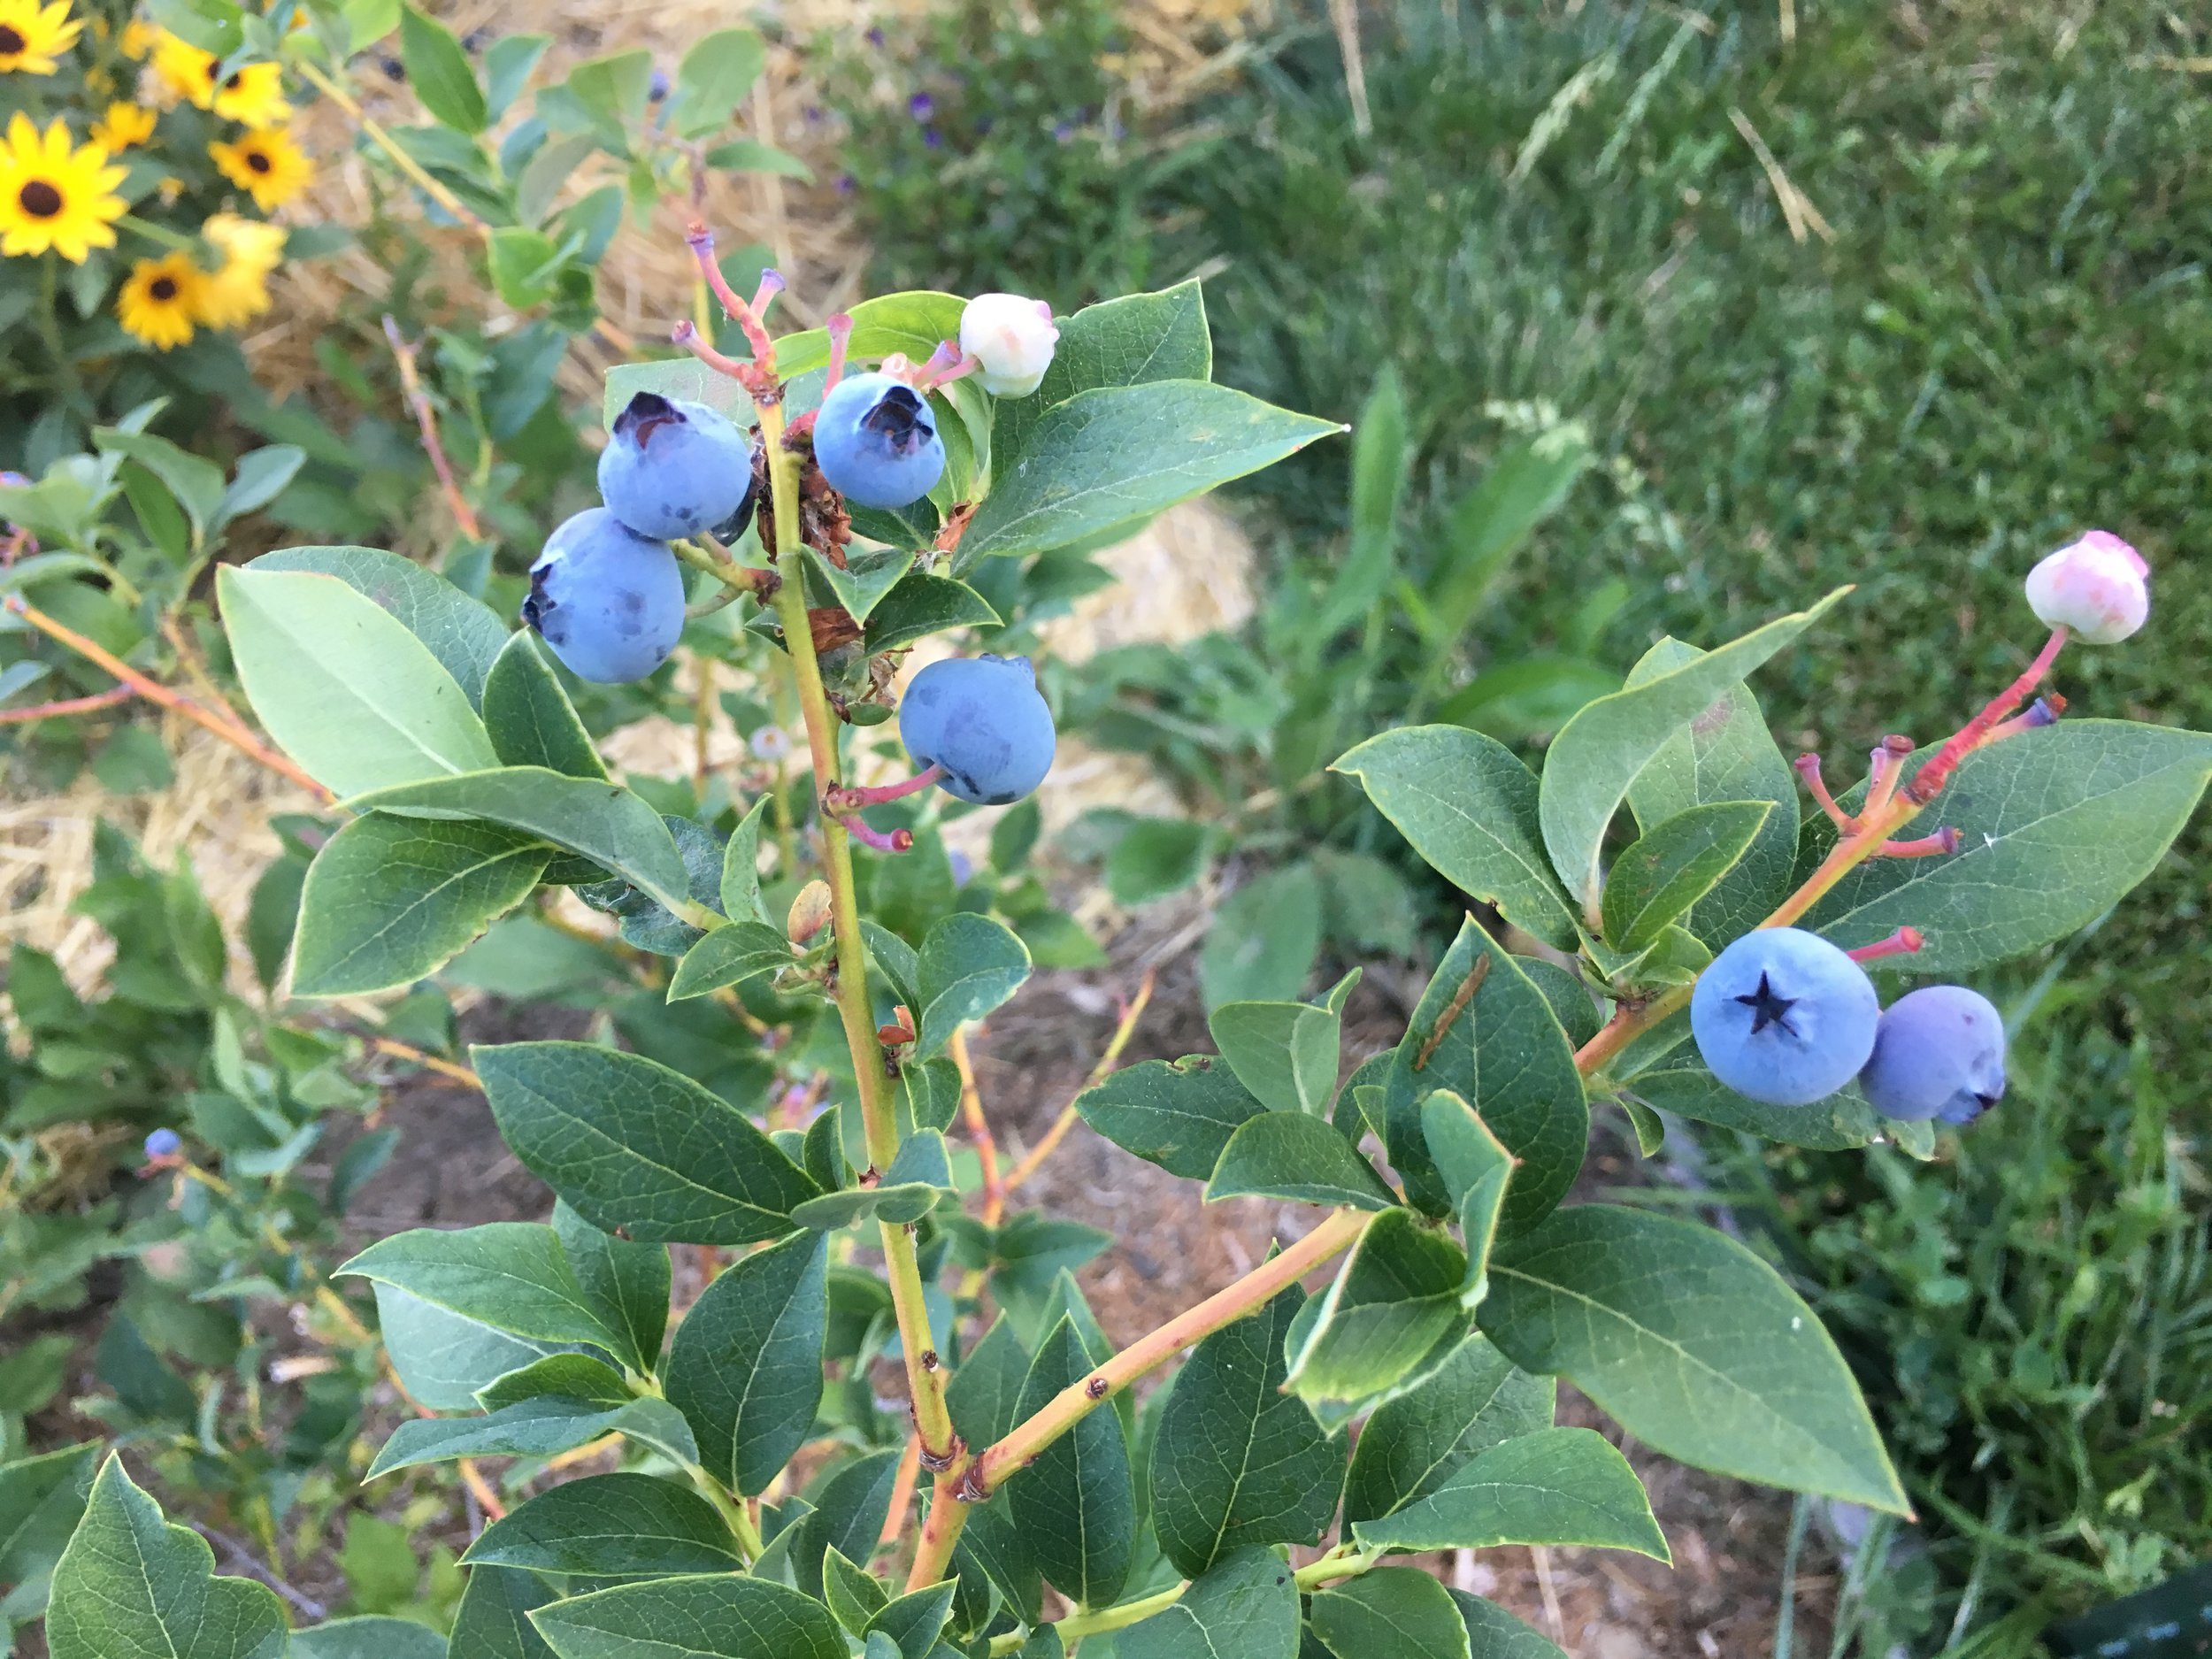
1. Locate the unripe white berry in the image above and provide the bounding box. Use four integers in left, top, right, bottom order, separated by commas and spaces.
960, 292, 1058, 397
2024, 530, 2149, 644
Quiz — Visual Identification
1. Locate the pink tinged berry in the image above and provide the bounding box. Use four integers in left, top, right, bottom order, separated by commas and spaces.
2024, 530, 2149, 644
959, 292, 1059, 397
1858, 985, 2007, 1126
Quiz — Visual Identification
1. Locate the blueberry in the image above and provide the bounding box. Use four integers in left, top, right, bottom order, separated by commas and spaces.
1858, 985, 2007, 1125
812, 372, 944, 511
1690, 927, 1879, 1106
143, 1127, 181, 1160
899, 654, 1055, 806
522, 508, 687, 684
598, 391, 759, 541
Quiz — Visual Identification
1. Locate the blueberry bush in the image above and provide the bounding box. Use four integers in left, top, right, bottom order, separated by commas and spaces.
4, 210, 2204, 1658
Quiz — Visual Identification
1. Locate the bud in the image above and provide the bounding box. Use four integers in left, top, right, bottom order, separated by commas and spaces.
2024, 530, 2148, 645
959, 293, 1059, 398
788, 879, 833, 943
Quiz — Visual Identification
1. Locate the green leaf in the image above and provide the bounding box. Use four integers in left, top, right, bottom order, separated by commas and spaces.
823, 1547, 888, 1634
339, 1222, 615, 1348
1340, 1334, 1554, 1524
92, 427, 224, 547
450, 1563, 557, 1659
600, 359, 747, 430
945, 1315, 1031, 1451
217, 445, 305, 529
1479, 1204, 1909, 1512
1199, 863, 1323, 1009
0, 1441, 96, 1618
1448, 1592, 1567, 1659
531, 1573, 844, 1659
1008, 1317, 1135, 1606
465, 1473, 739, 1577
479, 1354, 634, 1411
914, 913, 1031, 1059
373, 1284, 561, 1410
1540, 588, 1850, 915
1149, 1282, 1344, 1577
1436, 654, 1619, 744
402, 4, 488, 130
793, 1451, 902, 1598
46, 1456, 286, 1659
1802, 720, 2212, 974
701, 137, 813, 180
775, 292, 968, 380
1419, 1092, 1513, 1304
1206, 1115, 1395, 1211
484, 33, 549, 120
1377, 918, 1586, 1228
988, 281, 1212, 470
481, 631, 607, 779
562, 49, 653, 147
291, 1617, 448, 1659
862, 572, 1002, 655
955, 382, 1340, 570
476, 1041, 821, 1243
1425, 426, 1592, 648
1622, 638, 1799, 943
1118, 1548, 1299, 1659
368, 1396, 696, 1478
555, 1201, 670, 1375
803, 545, 912, 627
1308, 1567, 1469, 1659
670, 27, 764, 138
668, 919, 793, 1000
1333, 727, 1577, 948
864, 1580, 956, 1659
487, 227, 560, 310
1076, 1056, 1266, 1181
664, 1230, 827, 1494
718, 795, 772, 924
219, 565, 498, 797
790, 1131, 953, 1228
1284, 1210, 1468, 1406
1352, 1425, 1667, 1557
1624, 1057, 1891, 1150
290, 813, 546, 995
1317, 367, 1410, 638
1208, 981, 1350, 1116
252, 547, 509, 710
1600, 800, 1772, 953
1102, 815, 1212, 906
345, 767, 690, 915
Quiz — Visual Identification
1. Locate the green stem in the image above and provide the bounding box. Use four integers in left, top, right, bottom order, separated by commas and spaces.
37, 257, 91, 425
683, 1463, 763, 1561
118, 213, 197, 254
985, 1545, 1384, 1654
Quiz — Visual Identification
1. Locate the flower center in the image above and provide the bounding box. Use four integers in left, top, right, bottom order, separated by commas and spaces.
245, 150, 272, 173
0, 25, 26, 53
150, 275, 178, 301
19, 180, 63, 218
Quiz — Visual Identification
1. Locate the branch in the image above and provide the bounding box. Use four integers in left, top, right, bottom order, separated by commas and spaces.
997, 968, 1158, 1204
384, 314, 481, 541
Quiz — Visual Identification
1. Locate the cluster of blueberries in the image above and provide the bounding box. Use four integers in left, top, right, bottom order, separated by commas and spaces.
1692, 926, 2006, 1125
521, 292, 1063, 808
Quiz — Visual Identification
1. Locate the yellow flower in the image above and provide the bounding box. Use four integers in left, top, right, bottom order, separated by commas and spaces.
88, 101, 156, 150
192, 211, 281, 327
209, 124, 310, 211
116, 250, 203, 349
150, 27, 215, 106
211, 60, 288, 126
0, 113, 126, 262
0, 0, 82, 74
119, 18, 154, 58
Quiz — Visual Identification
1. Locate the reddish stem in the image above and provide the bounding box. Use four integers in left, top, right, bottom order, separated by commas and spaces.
0, 686, 133, 724
1793, 753, 1853, 831
1905, 627, 2068, 804
1847, 926, 1924, 964
1863, 734, 1916, 817
914, 342, 981, 392
1987, 694, 2065, 743
671, 319, 765, 388
834, 811, 912, 854
1878, 826, 1959, 859
749, 268, 786, 326
824, 312, 853, 392
686, 224, 776, 366
825, 764, 943, 810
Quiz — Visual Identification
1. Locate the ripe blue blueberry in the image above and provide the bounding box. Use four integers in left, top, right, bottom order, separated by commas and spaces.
522, 508, 687, 684
1857, 985, 2007, 1125
143, 1128, 181, 1160
597, 391, 759, 541
899, 654, 1056, 806
1690, 927, 1879, 1106
812, 372, 944, 510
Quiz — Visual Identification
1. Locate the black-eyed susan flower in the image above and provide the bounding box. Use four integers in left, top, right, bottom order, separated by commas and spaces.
209, 125, 310, 211
193, 211, 281, 327
211, 60, 288, 126
116, 250, 203, 349
150, 27, 214, 105
0, 0, 81, 74
0, 113, 126, 261
119, 17, 152, 57
88, 101, 155, 150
